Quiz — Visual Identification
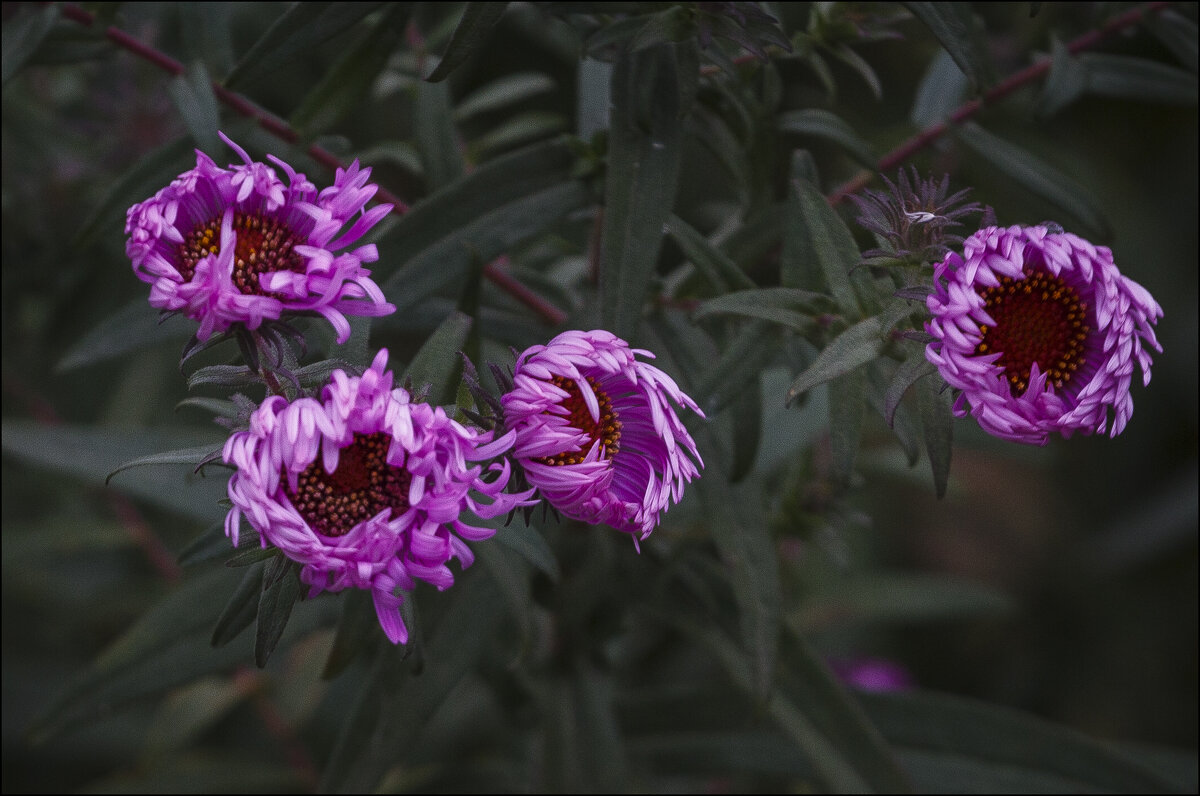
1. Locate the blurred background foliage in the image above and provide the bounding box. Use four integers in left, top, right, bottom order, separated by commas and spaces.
2, 1, 1197, 793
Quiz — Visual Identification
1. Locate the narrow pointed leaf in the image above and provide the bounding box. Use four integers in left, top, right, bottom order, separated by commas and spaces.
904, 2, 994, 90
168, 60, 221, 152
255, 557, 302, 667
601, 42, 693, 340
455, 72, 556, 121
212, 561, 266, 647
954, 122, 1110, 240
1080, 52, 1198, 106
778, 109, 878, 168
861, 690, 1181, 793
911, 49, 969, 126
222, 3, 384, 89
415, 79, 464, 191
289, 8, 404, 135
402, 311, 473, 407
695, 467, 780, 702
30, 566, 245, 741
426, 2, 510, 82
695, 288, 835, 330
57, 298, 195, 372
664, 213, 756, 292
884, 351, 938, 427
106, 445, 226, 484
1143, 9, 1198, 73
786, 303, 910, 403
828, 369, 867, 484
917, 374, 953, 498
783, 167, 863, 316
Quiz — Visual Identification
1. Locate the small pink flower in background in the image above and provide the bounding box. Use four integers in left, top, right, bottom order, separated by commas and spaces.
829, 657, 915, 692
925, 225, 1162, 445
126, 132, 394, 343
223, 350, 533, 644
501, 330, 704, 544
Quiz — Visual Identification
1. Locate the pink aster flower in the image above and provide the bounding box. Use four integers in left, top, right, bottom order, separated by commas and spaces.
222, 350, 533, 644
501, 330, 704, 543
925, 224, 1162, 445
126, 132, 394, 344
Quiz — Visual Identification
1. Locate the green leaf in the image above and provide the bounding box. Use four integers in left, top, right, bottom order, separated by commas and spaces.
57, 297, 194, 372
629, 5, 698, 52
289, 7, 404, 136
828, 368, 867, 484
377, 136, 585, 305
884, 350, 938, 427
30, 566, 246, 741
187, 364, 259, 390
657, 611, 897, 792
917, 373, 953, 498
694, 288, 835, 331
455, 71, 556, 121
956, 122, 1111, 239
106, 445, 225, 485
425, 2, 510, 82
467, 111, 568, 163
321, 589, 377, 679
1079, 52, 1198, 106
168, 60, 221, 152
333, 574, 505, 791
0, 422, 227, 521
2, 4, 59, 85
728, 376, 762, 483
143, 677, 248, 757
212, 561, 266, 647
178, 3, 235, 74
72, 135, 195, 249
693, 320, 780, 413
355, 140, 424, 176
903, 2, 993, 90
601, 42, 694, 341
790, 573, 1013, 632
911, 48, 970, 126
777, 109, 878, 168
476, 541, 532, 646
777, 630, 914, 792
786, 303, 910, 403
1143, 9, 1198, 73
695, 469, 781, 702
783, 165, 863, 316
495, 522, 561, 582
415, 79, 465, 191
861, 690, 1182, 793
402, 311, 473, 406
177, 522, 252, 568
222, 2, 384, 89
255, 556, 302, 667
1037, 38, 1087, 118
664, 213, 756, 293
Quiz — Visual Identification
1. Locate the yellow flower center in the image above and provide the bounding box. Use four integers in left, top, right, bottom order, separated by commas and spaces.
178, 211, 306, 295
974, 269, 1090, 396
285, 432, 411, 537
537, 375, 622, 466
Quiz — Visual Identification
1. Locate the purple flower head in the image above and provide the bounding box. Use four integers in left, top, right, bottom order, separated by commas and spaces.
126, 132, 395, 344
925, 225, 1163, 445
501, 330, 705, 544
223, 349, 534, 644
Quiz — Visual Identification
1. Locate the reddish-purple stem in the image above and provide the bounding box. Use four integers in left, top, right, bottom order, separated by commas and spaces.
827, 1, 1173, 205
56, 2, 567, 326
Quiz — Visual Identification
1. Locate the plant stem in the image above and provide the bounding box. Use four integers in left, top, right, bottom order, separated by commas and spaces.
56, 2, 567, 326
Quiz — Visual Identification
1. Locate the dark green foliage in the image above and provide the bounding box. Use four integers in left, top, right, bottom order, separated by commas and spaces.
2, 2, 1195, 793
